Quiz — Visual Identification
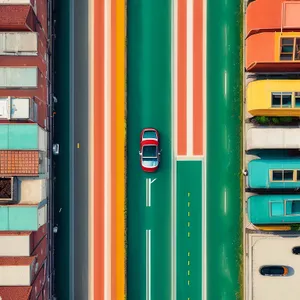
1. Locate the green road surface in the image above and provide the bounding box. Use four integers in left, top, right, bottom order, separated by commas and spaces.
176, 161, 202, 300
53, 0, 71, 298
206, 0, 242, 299
127, 1, 172, 299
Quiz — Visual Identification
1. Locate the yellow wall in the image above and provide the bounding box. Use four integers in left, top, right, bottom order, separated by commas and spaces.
247, 79, 300, 116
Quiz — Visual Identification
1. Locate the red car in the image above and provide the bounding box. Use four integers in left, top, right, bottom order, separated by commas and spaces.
139, 128, 161, 172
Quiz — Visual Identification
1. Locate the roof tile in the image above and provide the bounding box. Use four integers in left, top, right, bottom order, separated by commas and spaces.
0, 151, 39, 176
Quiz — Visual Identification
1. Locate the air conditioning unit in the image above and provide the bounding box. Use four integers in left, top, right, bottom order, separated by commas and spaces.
0, 97, 38, 121
0, 177, 17, 202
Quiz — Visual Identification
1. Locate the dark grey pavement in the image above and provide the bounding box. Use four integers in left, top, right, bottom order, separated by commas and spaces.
73, 0, 90, 299
53, 0, 89, 299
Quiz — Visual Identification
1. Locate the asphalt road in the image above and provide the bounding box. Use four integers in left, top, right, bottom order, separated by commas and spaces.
127, 1, 172, 299
73, 0, 89, 298
206, 0, 242, 298
53, 0, 71, 298
53, 0, 89, 299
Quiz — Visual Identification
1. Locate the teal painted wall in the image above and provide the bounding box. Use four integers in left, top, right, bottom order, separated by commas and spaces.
249, 159, 300, 189
127, 1, 172, 299
0, 124, 39, 150
0, 205, 41, 231
249, 195, 300, 224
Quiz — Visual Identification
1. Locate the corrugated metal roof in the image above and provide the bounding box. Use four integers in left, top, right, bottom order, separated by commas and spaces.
0, 150, 39, 176
0, 32, 38, 54
0, 256, 35, 265
0, 286, 32, 300
0, 67, 38, 88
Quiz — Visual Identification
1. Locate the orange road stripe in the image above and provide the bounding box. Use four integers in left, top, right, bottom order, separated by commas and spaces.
178, 0, 187, 156
94, 0, 104, 299
193, 0, 203, 155
111, 0, 116, 298
115, 0, 126, 299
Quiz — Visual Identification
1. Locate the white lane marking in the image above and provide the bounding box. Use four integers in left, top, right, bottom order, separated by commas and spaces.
224, 70, 228, 97
186, 0, 194, 156
223, 188, 228, 215
146, 230, 151, 300
146, 178, 157, 207
171, 0, 178, 298
146, 179, 150, 206
202, 0, 207, 298
177, 155, 204, 161
150, 178, 157, 184
104, 0, 111, 299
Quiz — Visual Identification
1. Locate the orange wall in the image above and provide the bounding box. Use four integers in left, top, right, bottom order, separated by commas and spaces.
246, 32, 275, 70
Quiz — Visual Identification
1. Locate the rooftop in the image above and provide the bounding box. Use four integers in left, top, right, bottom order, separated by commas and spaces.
0, 286, 32, 299
0, 256, 35, 266
0, 5, 35, 31
0, 231, 31, 236
0, 150, 39, 176
246, 0, 300, 38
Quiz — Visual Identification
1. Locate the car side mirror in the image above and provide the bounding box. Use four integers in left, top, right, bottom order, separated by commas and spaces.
139, 151, 142, 155
158, 152, 161, 155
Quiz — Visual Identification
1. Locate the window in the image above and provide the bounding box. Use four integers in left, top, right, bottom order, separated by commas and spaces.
285, 200, 300, 216
271, 169, 300, 182
295, 92, 300, 107
271, 92, 292, 108
272, 170, 283, 181
280, 38, 294, 60
284, 170, 293, 180
295, 38, 300, 61
270, 92, 300, 108
280, 37, 300, 61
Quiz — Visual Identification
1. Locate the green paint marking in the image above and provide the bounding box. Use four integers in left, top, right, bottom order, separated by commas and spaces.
127, 1, 172, 299
176, 161, 202, 300
207, 0, 242, 299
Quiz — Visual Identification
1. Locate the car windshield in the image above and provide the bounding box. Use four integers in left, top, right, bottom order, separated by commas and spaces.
143, 157, 157, 162
143, 130, 157, 139
260, 266, 283, 275
142, 145, 157, 158
293, 246, 300, 254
